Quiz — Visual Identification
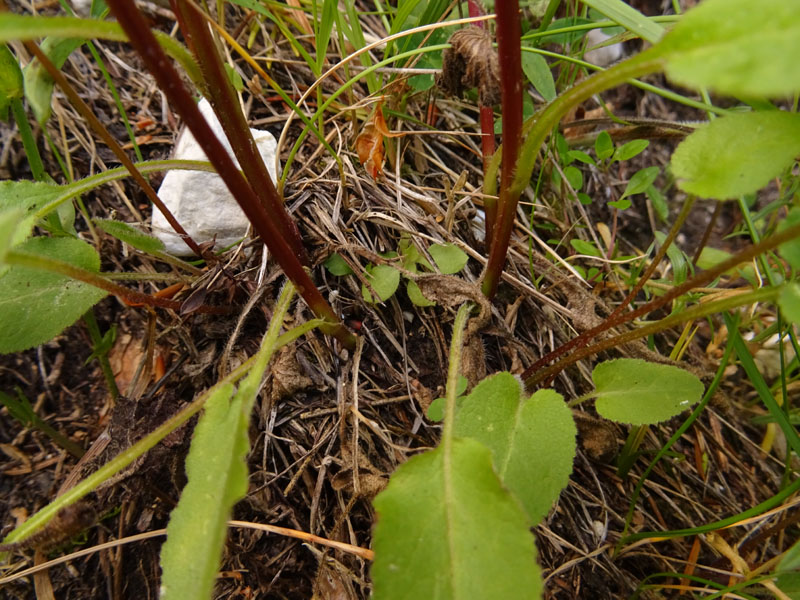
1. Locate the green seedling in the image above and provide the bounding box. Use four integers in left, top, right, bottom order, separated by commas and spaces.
325, 239, 469, 306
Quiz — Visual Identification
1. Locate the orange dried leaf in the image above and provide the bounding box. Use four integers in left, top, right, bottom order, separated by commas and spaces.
356, 104, 388, 179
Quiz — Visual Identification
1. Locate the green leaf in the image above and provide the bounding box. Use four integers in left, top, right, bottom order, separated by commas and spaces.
657, 0, 800, 97
778, 207, 800, 270
671, 112, 800, 200
0, 44, 23, 120
593, 358, 705, 425
0, 179, 67, 245
580, 0, 665, 44
0, 207, 24, 262
315, 0, 337, 73
23, 36, 84, 124
407, 279, 435, 307
655, 230, 687, 285
568, 150, 596, 166
159, 383, 244, 600
608, 198, 631, 210
646, 184, 667, 222
776, 572, 800, 597
429, 243, 468, 274
564, 165, 583, 190
0, 236, 108, 354
595, 130, 613, 160
95, 219, 165, 255
571, 239, 601, 257
612, 139, 649, 162
780, 537, 800, 572
453, 373, 576, 523
577, 192, 592, 205
521, 50, 556, 102
323, 253, 354, 276
160, 282, 293, 600
0, 14, 202, 89
779, 283, 800, 326
620, 166, 659, 199
362, 264, 400, 303
372, 438, 542, 599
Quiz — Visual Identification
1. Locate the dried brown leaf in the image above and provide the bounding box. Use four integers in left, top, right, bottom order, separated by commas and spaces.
438, 27, 500, 107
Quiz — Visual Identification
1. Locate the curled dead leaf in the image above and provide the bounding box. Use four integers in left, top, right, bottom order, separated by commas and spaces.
438, 27, 500, 107
355, 102, 390, 179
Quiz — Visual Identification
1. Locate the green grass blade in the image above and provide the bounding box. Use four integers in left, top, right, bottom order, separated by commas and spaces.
0, 14, 201, 87
159, 282, 296, 600
580, 0, 665, 43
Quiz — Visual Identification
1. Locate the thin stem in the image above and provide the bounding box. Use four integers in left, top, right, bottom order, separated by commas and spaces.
443, 303, 474, 450
524, 220, 800, 389
10, 97, 45, 181
21, 40, 206, 257
4, 249, 228, 314
82, 309, 121, 400
529, 285, 779, 389
522, 196, 696, 382
104, 0, 354, 347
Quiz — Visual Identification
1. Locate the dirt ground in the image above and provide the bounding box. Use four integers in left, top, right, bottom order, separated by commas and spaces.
1, 0, 796, 598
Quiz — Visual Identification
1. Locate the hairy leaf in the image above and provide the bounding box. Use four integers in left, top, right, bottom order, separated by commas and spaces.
453, 373, 576, 523
593, 358, 704, 425
0, 237, 107, 353
658, 0, 800, 97
671, 112, 800, 200
372, 438, 541, 599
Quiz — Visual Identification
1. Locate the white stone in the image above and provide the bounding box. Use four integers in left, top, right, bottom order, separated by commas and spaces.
151, 98, 279, 256
584, 29, 624, 68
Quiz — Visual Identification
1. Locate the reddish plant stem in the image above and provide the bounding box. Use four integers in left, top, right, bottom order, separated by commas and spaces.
481, 0, 522, 299
105, 0, 354, 347
466, 1, 497, 246
5, 250, 229, 314
172, 0, 309, 265
523, 221, 800, 389
523, 196, 697, 383
22, 41, 205, 258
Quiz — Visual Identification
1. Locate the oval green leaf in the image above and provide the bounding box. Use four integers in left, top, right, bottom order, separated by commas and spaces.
372, 439, 542, 600
0, 236, 107, 353
323, 252, 354, 276
407, 279, 436, 307
658, 0, 800, 97
521, 50, 555, 102
620, 166, 660, 200
671, 112, 800, 200
453, 373, 576, 524
593, 358, 704, 425
361, 264, 400, 303
429, 243, 468, 274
